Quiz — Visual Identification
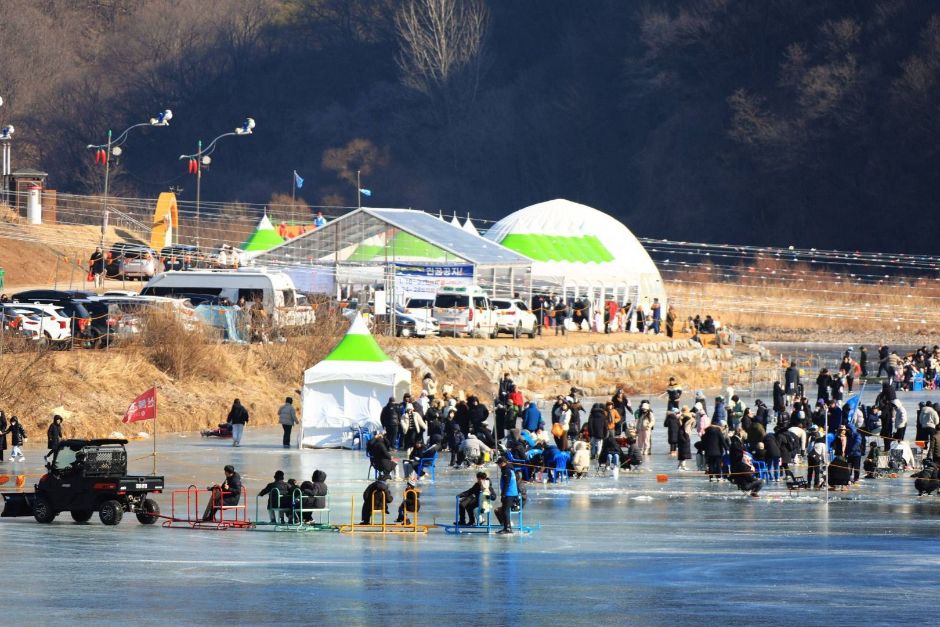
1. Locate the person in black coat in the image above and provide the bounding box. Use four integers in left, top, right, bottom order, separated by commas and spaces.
815, 369, 832, 403
598, 432, 625, 467
258, 470, 291, 522
6, 416, 26, 462
762, 431, 782, 481
913, 459, 940, 495
361, 476, 393, 524
468, 396, 489, 434
457, 472, 495, 526
46, 415, 63, 454
0, 410, 7, 463
300, 469, 329, 520
772, 382, 786, 422
455, 400, 471, 436
701, 421, 726, 481
664, 411, 680, 455
202, 465, 242, 521
380, 398, 400, 449
784, 362, 800, 400
367, 434, 397, 476
588, 403, 608, 459
226, 399, 249, 447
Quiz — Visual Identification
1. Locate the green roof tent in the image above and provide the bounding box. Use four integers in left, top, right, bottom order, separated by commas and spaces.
300, 313, 411, 448
241, 214, 285, 252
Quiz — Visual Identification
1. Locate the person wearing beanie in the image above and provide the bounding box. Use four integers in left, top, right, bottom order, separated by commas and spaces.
259, 470, 291, 523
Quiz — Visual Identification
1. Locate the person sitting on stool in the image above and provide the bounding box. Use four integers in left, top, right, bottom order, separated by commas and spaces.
202, 465, 242, 521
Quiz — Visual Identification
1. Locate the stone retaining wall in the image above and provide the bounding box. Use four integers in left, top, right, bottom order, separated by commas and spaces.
388, 339, 774, 397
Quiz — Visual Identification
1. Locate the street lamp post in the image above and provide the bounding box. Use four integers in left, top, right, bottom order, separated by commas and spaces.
179, 117, 255, 250
86, 109, 173, 274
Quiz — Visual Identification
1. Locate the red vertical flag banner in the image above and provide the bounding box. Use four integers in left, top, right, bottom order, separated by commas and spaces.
122, 387, 157, 424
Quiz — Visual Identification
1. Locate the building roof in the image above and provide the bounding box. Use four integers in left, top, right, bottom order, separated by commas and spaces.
257, 208, 530, 267
362, 208, 529, 266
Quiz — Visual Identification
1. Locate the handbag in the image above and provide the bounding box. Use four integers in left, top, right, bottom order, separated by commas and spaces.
87, 272, 94, 281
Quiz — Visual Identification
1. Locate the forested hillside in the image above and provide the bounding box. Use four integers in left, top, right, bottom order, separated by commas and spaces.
2, 0, 939, 251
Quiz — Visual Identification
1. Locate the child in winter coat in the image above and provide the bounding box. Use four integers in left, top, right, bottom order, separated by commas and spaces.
6, 417, 26, 462
571, 440, 590, 477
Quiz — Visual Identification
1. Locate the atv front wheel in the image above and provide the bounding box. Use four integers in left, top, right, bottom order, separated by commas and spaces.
33, 496, 57, 523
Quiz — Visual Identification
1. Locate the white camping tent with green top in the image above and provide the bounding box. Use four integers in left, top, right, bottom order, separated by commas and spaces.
300, 313, 411, 448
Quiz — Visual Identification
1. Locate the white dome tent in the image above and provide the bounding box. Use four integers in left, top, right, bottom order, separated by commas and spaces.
484, 198, 666, 310
300, 313, 411, 448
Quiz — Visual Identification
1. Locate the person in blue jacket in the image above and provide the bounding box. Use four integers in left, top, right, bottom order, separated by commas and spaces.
712, 396, 728, 426
494, 456, 519, 534
521, 401, 543, 433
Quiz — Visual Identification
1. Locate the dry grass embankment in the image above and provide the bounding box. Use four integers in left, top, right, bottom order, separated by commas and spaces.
666, 259, 940, 342
0, 313, 352, 446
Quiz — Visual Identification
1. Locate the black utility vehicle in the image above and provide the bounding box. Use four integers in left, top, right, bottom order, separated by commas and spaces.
1, 439, 164, 526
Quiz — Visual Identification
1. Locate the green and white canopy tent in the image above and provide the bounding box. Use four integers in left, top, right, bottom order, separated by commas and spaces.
240, 214, 285, 255
300, 313, 411, 448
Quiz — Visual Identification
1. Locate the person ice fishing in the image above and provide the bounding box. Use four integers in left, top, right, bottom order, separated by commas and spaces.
395, 479, 420, 525
361, 474, 393, 525
456, 472, 495, 526
202, 465, 242, 521
258, 470, 291, 523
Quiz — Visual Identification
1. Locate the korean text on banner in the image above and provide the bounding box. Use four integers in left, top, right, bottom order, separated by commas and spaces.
122, 387, 157, 424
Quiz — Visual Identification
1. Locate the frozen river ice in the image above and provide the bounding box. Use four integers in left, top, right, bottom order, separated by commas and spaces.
2, 387, 939, 625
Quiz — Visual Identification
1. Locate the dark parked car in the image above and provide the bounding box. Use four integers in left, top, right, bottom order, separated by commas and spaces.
159, 245, 205, 271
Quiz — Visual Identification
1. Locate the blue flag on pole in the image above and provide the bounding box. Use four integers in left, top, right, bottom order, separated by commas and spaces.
844, 381, 865, 425
294, 170, 304, 189
359, 188, 372, 197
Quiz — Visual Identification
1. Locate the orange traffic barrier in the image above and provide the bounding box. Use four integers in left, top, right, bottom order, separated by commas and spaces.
15, 475, 26, 487
0, 475, 9, 485
656, 474, 669, 483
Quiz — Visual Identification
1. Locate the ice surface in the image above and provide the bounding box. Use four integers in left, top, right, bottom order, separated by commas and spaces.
1, 387, 938, 624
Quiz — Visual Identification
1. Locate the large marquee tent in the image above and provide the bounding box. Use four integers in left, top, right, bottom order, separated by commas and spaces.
300, 313, 411, 448
484, 198, 667, 307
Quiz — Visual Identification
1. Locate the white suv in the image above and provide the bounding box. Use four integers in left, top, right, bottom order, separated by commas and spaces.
490, 298, 538, 338
432, 286, 498, 338
0, 303, 72, 348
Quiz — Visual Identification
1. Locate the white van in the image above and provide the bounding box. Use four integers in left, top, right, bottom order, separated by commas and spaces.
141, 268, 315, 327
432, 285, 498, 338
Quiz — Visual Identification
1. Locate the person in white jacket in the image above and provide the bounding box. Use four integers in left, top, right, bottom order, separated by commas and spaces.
892, 399, 908, 442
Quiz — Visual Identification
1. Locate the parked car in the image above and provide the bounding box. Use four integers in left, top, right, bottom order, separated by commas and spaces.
0, 303, 72, 348
372, 311, 437, 338
120, 250, 158, 280
490, 298, 539, 338
432, 285, 498, 338
12, 291, 112, 348
0, 305, 45, 342
402, 298, 436, 325
106, 242, 155, 280
159, 245, 203, 271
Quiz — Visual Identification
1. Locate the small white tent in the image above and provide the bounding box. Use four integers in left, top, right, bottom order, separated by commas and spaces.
300, 314, 411, 448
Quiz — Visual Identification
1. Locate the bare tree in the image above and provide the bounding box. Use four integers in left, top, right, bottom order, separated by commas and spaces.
395, 0, 488, 118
